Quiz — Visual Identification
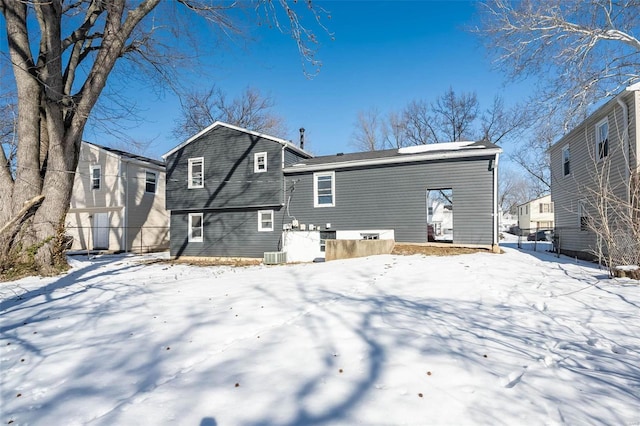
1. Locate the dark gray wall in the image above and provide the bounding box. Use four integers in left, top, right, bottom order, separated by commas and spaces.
285, 157, 497, 245
165, 127, 284, 211
284, 147, 308, 166
170, 208, 286, 258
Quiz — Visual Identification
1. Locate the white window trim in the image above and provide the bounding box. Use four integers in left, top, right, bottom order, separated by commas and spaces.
188, 213, 204, 242
258, 210, 274, 232
188, 157, 204, 189
595, 118, 609, 161
254, 152, 267, 173
314, 171, 335, 208
144, 170, 158, 194
90, 164, 101, 191
562, 145, 570, 177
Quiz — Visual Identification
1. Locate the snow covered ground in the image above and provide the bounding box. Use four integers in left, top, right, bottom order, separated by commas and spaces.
1, 243, 639, 425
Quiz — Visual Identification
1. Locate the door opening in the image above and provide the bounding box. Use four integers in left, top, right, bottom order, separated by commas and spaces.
427, 189, 453, 243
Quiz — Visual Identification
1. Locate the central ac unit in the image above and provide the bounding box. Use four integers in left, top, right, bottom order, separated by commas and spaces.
264, 251, 287, 265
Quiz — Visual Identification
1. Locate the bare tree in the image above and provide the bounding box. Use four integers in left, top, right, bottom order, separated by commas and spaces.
173, 85, 288, 139
0, 0, 329, 276
499, 165, 542, 214
383, 111, 407, 149
432, 87, 479, 142
401, 100, 438, 145
478, 0, 640, 127
350, 107, 387, 151
479, 95, 530, 144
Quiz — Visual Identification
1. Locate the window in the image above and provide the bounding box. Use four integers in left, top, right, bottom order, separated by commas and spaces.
254, 152, 267, 173
596, 119, 609, 160
90, 165, 101, 190
578, 201, 589, 231
539, 203, 554, 213
562, 145, 570, 176
314, 171, 335, 207
145, 171, 157, 194
320, 231, 336, 252
188, 157, 204, 189
188, 213, 203, 242
258, 210, 274, 232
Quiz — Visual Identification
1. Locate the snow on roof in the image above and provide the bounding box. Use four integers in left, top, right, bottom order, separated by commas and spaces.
397, 141, 478, 154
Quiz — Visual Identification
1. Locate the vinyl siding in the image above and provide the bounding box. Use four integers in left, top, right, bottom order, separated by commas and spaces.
69, 142, 122, 209
550, 90, 637, 256
165, 126, 285, 211
170, 208, 285, 258
124, 162, 170, 252
284, 147, 308, 166
285, 156, 497, 245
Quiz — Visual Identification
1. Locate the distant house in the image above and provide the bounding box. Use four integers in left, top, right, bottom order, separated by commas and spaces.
66, 141, 169, 253
549, 82, 640, 260
163, 122, 502, 262
516, 195, 554, 233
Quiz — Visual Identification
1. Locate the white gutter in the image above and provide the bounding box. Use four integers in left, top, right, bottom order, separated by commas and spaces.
493, 152, 500, 248
120, 157, 129, 252
284, 147, 502, 173
615, 96, 630, 205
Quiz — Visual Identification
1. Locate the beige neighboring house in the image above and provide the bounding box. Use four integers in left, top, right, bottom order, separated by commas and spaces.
66, 141, 169, 253
549, 82, 640, 260
516, 195, 554, 232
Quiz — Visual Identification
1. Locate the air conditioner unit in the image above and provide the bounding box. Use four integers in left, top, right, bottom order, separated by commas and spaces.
264, 251, 287, 265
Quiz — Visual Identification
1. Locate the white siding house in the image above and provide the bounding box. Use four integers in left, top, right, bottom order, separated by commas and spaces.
517, 195, 554, 232
66, 142, 169, 253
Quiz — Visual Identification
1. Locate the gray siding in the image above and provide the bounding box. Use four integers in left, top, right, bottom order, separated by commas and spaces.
285, 157, 497, 245
550, 90, 637, 256
284, 147, 308, 166
170, 208, 285, 258
166, 126, 284, 211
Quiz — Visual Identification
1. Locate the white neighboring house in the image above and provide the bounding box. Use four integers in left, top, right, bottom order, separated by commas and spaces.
66, 141, 169, 253
517, 195, 554, 232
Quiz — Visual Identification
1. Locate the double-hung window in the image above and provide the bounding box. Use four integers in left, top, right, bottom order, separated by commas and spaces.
539, 203, 554, 213
90, 165, 101, 190
188, 157, 204, 188
188, 213, 203, 242
562, 145, 570, 176
314, 171, 335, 207
596, 118, 609, 161
145, 171, 157, 194
254, 152, 267, 173
258, 210, 274, 232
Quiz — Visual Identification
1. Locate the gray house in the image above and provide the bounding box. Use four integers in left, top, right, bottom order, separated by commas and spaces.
549, 82, 640, 261
163, 122, 502, 261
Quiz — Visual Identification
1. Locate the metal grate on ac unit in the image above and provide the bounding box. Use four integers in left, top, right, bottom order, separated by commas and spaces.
264, 251, 287, 265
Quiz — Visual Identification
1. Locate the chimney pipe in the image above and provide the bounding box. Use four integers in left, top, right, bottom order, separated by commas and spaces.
299, 127, 305, 150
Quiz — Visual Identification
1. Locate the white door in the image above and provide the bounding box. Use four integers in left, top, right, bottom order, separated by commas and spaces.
93, 212, 109, 250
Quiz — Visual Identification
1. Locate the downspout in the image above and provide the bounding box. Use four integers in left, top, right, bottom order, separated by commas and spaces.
120, 157, 129, 252
493, 152, 500, 251
615, 96, 630, 205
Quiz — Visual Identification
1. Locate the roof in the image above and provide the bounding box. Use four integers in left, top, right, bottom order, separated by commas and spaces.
83, 141, 165, 168
550, 80, 640, 152
284, 140, 502, 173
516, 194, 551, 208
161, 121, 313, 159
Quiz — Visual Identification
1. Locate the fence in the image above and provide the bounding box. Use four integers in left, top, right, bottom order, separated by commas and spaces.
508, 225, 640, 269
64, 225, 170, 254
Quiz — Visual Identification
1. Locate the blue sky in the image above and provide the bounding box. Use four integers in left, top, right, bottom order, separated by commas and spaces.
3, 1, 531, 160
